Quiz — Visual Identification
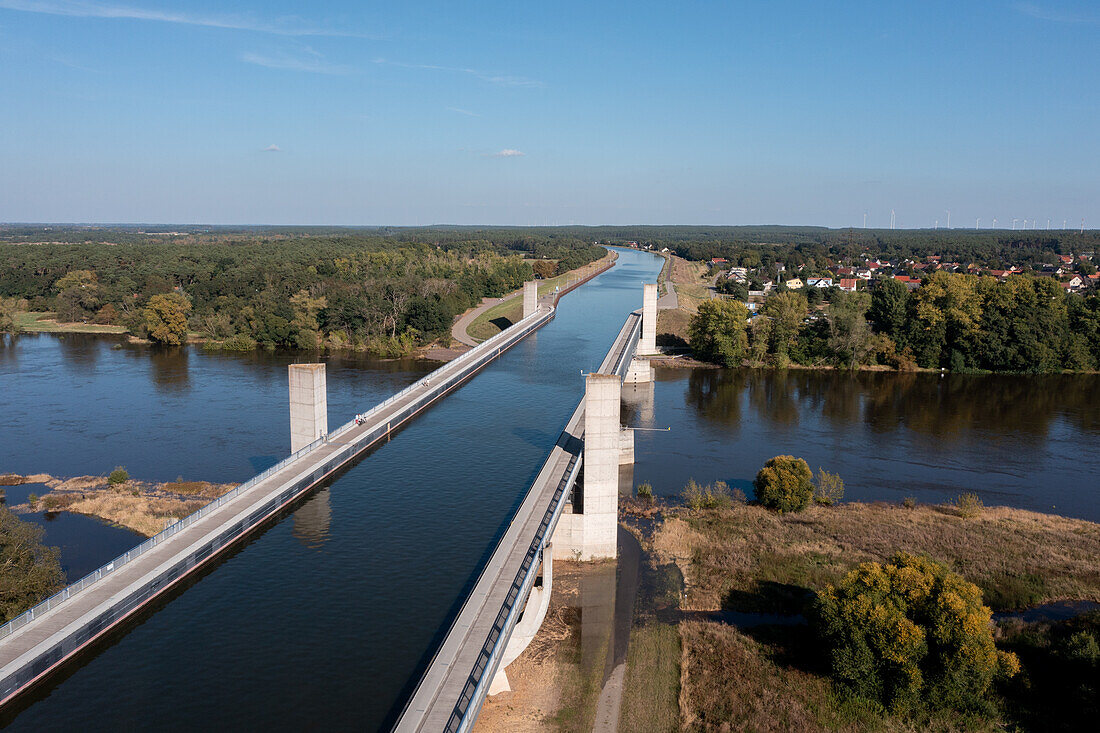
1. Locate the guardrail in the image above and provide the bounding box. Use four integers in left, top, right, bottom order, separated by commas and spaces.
439, 310, 641, 733
0, 305, 554, 641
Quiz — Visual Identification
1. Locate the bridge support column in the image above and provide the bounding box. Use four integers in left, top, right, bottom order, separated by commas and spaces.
289, 363, 327, 452
523, 281, 539, 318
637, 282, 659, 355
623, 357, 653, 384
619, 428, 634, 465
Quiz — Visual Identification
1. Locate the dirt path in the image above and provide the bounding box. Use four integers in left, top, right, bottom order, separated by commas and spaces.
591, 526, 641, 733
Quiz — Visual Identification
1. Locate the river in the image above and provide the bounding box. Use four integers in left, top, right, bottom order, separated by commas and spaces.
0, 247, 664, 730
2, 247, 1098, 728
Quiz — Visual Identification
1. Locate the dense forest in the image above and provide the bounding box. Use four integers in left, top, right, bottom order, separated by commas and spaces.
0, 227, 604, 352
690, 272, 1100, 373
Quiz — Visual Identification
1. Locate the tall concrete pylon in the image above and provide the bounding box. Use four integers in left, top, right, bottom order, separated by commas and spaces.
289, 363, 327, 452
523, 281, 539, 319
579, 373, 622, 559
637, 282, 658, 355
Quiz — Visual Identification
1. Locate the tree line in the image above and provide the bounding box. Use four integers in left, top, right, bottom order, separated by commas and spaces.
0, 231, 604, 351
689, 272, 1100, 372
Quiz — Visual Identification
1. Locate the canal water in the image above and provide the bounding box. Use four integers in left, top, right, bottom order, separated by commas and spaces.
1, 247, 665, 730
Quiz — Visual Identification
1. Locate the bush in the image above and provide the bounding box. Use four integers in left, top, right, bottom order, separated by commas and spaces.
813, 467, 845, 506
26, 493, 38, 509
903, 496, 916, 509
682, 479, 734, 510
753, 456, 813, 513
955, 492, 983, 518
108, 466, 129, 485
636, 482, 655, 506
814, 552, 1019, 714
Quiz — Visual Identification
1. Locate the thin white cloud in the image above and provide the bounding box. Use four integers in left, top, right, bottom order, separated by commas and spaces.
0, 1, 376, 37
373, 57, 543, 88
1015, 2, 1100, 24
240, 48, 351, 75
447, 106, 480, 117
263, 144, 281, 152
489, 149, 525, 158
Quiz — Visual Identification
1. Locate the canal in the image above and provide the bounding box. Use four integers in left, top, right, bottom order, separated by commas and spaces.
1, 247, 664, 730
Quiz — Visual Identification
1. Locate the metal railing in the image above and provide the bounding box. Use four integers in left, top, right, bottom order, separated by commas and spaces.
0, 305, 554, 641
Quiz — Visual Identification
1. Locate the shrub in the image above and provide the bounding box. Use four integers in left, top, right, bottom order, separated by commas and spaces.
41, 494, 63, 511
955, 492, 983, 518
108, 466, 129, 485
753, 456, 813, 513
26, 493, 38, 509
814, 552, 1019, 714
682, 479, 733, 510
636, 482, 655, 506
903, 496, 916, 509
813, 467, 845, 506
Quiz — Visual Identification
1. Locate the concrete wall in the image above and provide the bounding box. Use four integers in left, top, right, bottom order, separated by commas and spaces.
637, 283, 658, 355
289, 363, 327, 452
523, 281, 539, 319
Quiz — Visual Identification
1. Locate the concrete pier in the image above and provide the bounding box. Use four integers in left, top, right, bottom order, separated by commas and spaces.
289, 363, 327, 452
523, 281, 539, 319
637, 283, 658, 355
623, 357, 653, 384
574, 373, 622, 560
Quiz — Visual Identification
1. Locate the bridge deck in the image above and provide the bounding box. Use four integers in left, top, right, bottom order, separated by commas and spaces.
396, 310, 642, 732
0, 307, 555, 707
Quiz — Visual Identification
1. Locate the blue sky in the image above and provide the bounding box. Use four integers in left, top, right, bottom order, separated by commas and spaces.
0, 1, 1097, 227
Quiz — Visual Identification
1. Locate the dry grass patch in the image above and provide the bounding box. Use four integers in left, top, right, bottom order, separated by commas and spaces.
661, 502, 1100, 614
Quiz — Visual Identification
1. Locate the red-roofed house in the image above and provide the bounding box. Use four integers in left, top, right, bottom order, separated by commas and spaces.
839, 278, 858, 292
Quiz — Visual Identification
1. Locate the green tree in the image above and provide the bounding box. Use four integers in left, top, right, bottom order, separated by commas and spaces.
290, 289, 328, 349
54, 269, 100, 322
753, 455, 814, 513
0, 298, 21, 335
108, 466, 129, 485
688, 299, 749, 367
143, 292, 191, 345
762, 291, 807, 362
0, 507, 65, 622
813, 467, 845, 505
827, 291, 874, 367
814, 553, 1019, 713
868, 277, 909, 338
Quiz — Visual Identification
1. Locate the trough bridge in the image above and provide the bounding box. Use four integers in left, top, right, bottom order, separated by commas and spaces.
0, 249, 664, 730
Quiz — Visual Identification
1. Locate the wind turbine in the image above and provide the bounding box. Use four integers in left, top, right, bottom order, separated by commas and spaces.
934, 219, 939, 230
1063, 219, 1068, 229
976, 218, 980, 229
992, 217, 997, 229
1012, 218, 1018, 230
890, 209, 896, 230
1047, 218, 1051, 230
946, 210, 951, 229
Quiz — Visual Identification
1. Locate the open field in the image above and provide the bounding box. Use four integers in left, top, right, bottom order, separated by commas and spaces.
14, 312, 127, 334
617, 499, 1100, 731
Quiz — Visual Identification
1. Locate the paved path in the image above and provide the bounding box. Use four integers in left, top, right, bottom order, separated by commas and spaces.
591, 526, 641, 733
451, 289, 523, 347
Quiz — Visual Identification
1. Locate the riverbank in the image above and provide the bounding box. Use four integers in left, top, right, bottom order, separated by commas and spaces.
616, 499, 1100, 731
4, 472, 237, 537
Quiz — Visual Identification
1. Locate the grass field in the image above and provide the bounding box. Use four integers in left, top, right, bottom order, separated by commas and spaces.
14, 311, 127, 334
626, 499, 1100, 731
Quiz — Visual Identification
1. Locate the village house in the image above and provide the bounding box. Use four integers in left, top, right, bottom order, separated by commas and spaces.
806, 277, 834, 288
784, 277, 804, 290
838, 278, 858, 292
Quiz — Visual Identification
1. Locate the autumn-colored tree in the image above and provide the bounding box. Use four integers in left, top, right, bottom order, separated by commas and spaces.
143, 292, 191, 345
688, 299, 749, 367
0, 298, 21, 335
531, 259, 556, 279
0, 508, 65, 622
814, 553, 1019, 714
753, 455, 814, 513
